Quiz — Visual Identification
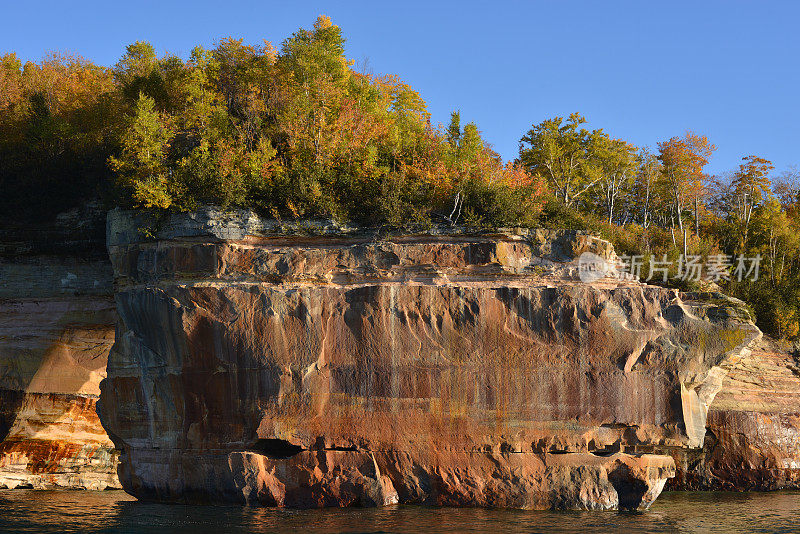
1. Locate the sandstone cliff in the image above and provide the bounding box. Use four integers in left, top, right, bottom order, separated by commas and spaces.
670, 337, 800, 490
99, 208, 763, 510
0, 206, 120, 489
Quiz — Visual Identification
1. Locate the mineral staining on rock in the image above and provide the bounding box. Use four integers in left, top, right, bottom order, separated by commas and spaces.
0, 204, 792, 500
0, 299, 120, 491
100, 208, 762, 510
670, 337, 800, 490
0, 209, 120, 490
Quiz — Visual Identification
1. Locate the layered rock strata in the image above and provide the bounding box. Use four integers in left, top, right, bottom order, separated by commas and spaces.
669, 337, 800, 490
99, 208, 762, 510
0, 206, 120, 489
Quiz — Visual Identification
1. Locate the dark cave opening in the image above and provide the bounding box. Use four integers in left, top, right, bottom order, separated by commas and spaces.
248, 438, 304, 459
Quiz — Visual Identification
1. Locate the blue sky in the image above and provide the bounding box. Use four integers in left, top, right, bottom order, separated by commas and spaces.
2, 1, 798, 175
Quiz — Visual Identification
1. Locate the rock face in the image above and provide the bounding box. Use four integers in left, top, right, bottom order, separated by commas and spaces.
99, 208, 762, 510
669, 337, 800, 490
0, 207, 120, 489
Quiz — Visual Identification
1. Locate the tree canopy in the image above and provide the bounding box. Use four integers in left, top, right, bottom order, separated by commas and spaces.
0, 16, 544, 227
103, 15, 545, 227
2, 16, 800, 340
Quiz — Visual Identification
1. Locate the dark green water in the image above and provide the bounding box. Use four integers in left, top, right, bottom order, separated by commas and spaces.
1, 490, 799, 533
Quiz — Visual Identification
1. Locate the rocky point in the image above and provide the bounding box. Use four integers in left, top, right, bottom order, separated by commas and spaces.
98, 207, 763, 510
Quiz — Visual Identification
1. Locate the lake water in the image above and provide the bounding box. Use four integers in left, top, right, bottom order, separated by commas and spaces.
1, 489, 799, 533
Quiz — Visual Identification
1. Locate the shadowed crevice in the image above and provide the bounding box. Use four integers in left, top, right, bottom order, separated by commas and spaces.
249, 439, 304, 459
608, 462, 648, 510
0, 389, 25, 442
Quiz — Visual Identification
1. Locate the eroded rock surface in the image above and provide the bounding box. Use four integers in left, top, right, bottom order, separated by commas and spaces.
99, 208, 762, 509
0, 207, 120, 489
669, 337, 800, 490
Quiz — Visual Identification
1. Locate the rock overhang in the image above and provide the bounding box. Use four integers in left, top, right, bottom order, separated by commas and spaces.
99, 207, 762, 509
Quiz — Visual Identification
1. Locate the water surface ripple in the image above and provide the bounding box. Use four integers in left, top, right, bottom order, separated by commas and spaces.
1, 490, 799, 533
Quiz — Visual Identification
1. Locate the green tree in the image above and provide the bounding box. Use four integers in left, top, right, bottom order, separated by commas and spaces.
114, 42, 167, 106
446, 110, 461, 147
631, 148, 664, 228
108, 93, 174, 209
594, 136, 638, 224
518, 112, 602, 206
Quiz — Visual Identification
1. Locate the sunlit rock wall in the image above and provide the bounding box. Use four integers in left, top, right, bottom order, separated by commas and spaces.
669, 337, 800, 490
0, 206, 120, 489
99, 208, 762, 509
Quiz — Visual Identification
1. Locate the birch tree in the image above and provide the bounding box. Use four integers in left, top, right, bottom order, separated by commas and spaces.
731, 154, 774, 250
518, 113, 603, 206
595, 136, 637, 224
657, 132, 715, 256
632, 148, 662, 228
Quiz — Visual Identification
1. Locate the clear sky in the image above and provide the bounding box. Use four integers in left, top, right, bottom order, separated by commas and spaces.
2, 1, 798, 175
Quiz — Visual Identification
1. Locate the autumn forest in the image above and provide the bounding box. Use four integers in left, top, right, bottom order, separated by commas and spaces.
1, 16, 799, 339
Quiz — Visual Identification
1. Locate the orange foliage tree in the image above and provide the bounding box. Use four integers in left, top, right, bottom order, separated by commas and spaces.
0, 52, 119, 221
657, 132, 716, 255
107, 15, 546, 227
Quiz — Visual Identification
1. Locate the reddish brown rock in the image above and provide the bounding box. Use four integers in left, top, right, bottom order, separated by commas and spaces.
0, 298, 120, 490
669, 337, 800, 490
0, 209, 120, 489
99, 208, 763, 509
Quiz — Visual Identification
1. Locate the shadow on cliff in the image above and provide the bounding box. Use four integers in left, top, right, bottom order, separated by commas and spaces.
608, 462, 649, 511
0, 389, 25, 442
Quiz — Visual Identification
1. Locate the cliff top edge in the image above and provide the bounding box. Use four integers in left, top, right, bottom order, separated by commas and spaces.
107, 206, 610, 251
